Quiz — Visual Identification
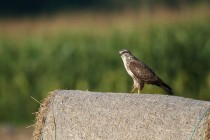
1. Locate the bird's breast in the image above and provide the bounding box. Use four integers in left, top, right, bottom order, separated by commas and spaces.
126, 67, 134, 77
121, 57, 134, 77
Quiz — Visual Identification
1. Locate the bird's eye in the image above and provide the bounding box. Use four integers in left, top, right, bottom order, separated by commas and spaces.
122, 51, 127, 54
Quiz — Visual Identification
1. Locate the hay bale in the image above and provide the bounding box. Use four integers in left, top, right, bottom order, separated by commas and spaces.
32, 90, 210, 140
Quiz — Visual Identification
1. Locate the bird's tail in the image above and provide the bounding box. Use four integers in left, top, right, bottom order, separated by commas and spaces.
157, 82, 173, 95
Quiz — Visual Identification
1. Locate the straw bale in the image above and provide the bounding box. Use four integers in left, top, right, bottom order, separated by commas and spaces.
32, 90, 210, 140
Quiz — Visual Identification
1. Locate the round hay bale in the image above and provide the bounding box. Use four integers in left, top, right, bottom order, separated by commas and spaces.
32, 90, 210, 140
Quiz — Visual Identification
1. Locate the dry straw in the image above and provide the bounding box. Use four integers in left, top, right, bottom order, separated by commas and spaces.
32, 90, 58, 140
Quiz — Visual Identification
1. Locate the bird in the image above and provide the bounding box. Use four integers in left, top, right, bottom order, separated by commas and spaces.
119, 49, 173, 95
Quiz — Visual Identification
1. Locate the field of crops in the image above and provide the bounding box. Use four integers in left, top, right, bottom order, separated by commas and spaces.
0, 6, 210, 124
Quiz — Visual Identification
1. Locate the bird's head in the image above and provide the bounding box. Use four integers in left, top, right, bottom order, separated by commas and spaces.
119, 49, 132, 58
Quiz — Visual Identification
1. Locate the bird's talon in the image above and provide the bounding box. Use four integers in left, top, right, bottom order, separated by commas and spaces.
130, 87, 135, 93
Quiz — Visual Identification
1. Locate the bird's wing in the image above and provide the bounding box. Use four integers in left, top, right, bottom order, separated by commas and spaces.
129, 60, 159, 83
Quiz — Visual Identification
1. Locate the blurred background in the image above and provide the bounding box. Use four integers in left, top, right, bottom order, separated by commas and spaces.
0, 0, 210, 139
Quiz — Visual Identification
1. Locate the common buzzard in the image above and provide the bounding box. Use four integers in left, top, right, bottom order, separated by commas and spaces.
119, 49, 173, 95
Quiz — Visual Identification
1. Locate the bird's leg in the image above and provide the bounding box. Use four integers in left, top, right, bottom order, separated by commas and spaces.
130, 87, 136, 93
138, 83, 144, 94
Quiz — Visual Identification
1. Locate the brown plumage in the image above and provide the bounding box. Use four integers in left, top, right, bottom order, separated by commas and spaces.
119, 49, 173, 95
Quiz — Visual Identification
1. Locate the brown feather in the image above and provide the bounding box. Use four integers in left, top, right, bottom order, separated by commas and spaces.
129, 58, 173, 95
129, 60, 159, 83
